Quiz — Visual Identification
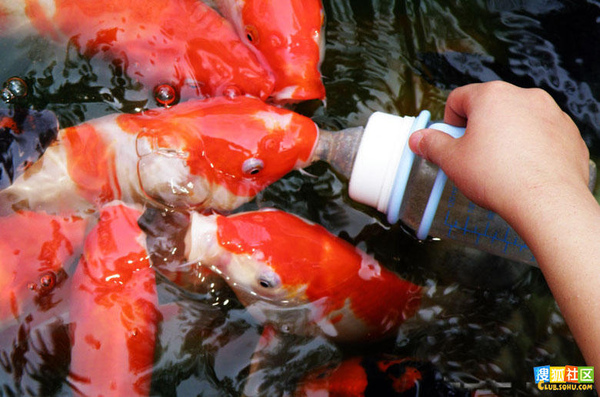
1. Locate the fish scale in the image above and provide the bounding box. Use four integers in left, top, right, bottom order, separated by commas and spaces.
0, 210, 86, 323
69, 203, 159, 397
1, 0, 275, 101
186, 209, 422, 343
0, 96, 319, 215
214, 0, 326, 102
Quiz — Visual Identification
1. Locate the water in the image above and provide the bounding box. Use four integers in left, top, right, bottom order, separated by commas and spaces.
1, 0, 599, 396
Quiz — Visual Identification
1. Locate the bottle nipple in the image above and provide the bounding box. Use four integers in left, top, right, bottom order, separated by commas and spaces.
311, 126, 364, 179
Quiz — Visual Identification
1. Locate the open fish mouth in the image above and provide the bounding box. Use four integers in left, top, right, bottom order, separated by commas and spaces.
136, 132, 211, 210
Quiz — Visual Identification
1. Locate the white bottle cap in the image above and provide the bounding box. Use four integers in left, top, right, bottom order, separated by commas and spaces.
348, 112, 415, 212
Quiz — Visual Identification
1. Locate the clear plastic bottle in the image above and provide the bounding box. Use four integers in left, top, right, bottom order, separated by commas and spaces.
314, 110, 598, 265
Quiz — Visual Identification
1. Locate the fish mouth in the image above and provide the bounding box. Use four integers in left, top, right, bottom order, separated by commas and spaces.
184, 212, 220, 263
136, 133, 213, 210
242, 299, 322, 334
137, 153, 211, 210
240, 71, 276, 102
271, 79, 326, 102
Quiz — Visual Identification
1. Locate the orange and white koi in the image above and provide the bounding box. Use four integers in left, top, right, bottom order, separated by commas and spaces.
185, 209, 422, 343
69, 202, 160, 397
0, 0, 274, 101
215, 0, 326, 102
0, 96, 319, 215
0, 210, 86, 324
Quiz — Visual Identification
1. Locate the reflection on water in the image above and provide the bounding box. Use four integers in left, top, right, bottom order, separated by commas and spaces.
1, 0, 599, 396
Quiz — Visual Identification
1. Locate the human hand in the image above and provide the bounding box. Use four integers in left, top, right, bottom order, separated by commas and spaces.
408, 81, 590, 222
409, 82, 600, 374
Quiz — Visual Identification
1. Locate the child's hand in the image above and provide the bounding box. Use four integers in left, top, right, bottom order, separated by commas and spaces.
410, 82, 600, 373
409, 81, 590, 222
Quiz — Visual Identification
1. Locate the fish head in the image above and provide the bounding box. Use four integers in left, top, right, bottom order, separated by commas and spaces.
186, 211, 301, 301
188, 210, 332, 305
119, 96, 319, 211
173, 0, 276, 101
219, 0, 326, 102
186, 209, 422, 342
185, 210, 325, 336
27, 0, 275, 102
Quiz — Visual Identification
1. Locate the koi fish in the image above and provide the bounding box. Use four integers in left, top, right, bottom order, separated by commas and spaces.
0, 96, 319, 215
0, 0, 274, 101
294, 355, 470, 397
0, 107, 59, 190
0, 210, 86, 324
138, 207, 234, 303
185, 209, 422, 343
215, 0, 326, 102
69, 202, 161, 397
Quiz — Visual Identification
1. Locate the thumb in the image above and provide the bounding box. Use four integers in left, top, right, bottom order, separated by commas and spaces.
408, 128, 457, 168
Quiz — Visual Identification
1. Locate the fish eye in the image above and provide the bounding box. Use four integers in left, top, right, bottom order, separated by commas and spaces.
242, 157, 264, 176
258, 270, 281, 289
245, 25, 260, 44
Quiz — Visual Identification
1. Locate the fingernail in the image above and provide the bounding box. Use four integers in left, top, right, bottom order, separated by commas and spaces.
409, 130, 424, 156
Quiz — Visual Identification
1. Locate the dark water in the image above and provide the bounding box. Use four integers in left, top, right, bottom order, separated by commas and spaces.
1, 0, 600, 396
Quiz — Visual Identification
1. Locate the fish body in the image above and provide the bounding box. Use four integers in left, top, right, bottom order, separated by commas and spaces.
0, 108, 59, 190
215, 0, 326, 102
69, 202, 160, 397
185, 209, 421, 343
0, 210, 86, 323
0, 0, 274, 101
0, 110, 141, 215
0, 96, 319, 214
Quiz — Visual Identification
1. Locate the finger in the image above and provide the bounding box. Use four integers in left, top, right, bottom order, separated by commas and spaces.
443, 83, 480, 126
409, 128, 457, 167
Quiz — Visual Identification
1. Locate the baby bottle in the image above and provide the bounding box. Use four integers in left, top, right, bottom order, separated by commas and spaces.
314, 110, 598, 265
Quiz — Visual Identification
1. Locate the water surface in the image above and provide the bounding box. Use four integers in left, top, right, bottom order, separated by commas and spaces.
1, 0, 599, 396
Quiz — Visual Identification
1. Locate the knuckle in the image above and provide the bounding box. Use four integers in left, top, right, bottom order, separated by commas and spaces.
480, 80, 514, 97
526, 87, 558, 107
470, 81, 518, 105
485, 80, 513, 91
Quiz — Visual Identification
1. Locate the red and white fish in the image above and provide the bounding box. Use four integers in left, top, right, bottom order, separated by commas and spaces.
0, 0, 274, 101
215, 0, 326, 102
185, 209, 422, 343
0, 210, 86, 324
0, 96, 319, 215
69, 202, 160, 397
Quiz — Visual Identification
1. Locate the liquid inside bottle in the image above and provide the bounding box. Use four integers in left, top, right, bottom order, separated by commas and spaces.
400, 156, 535, 264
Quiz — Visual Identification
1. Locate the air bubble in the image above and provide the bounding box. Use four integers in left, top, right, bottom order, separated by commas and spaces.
39, 272, 56, 289
223, 85, 241, 99
1, 77, 27, 103
153, 84, 179, 107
